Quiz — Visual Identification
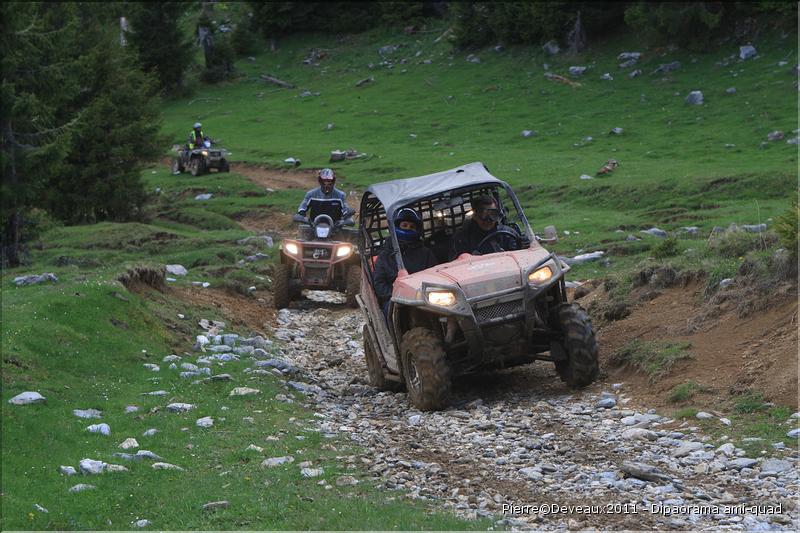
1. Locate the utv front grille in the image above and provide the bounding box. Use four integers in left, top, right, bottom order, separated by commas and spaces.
303, 247, 331, 259
304, 266, 329, 285
473, 299, 524, 324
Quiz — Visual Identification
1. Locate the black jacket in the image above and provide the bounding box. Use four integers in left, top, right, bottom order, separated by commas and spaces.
450, 219, 519, 259
373, 241, 438, 302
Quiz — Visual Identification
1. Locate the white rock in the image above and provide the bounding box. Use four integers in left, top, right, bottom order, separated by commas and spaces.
143, 364, 160, 372
133, 519, 151, 528
33, 503, 49, 513
229, 387, 260, 397
165, 264, 188, 276
68, 483, 96, 493
79, 458, 106, 474
163, 354, 181, 362
301, 467, 324, 478
196, 416, 214, 428
86, 423, 111, 436
580, 174, 594, 180
246, 444, 264, 453
124, 405, 139, 414
786, 428, 800, 438
262, 456, 294, 467
717, 443, 736, 456
719, 417, 732, 426
105, 464, 129, 473
119, 438, 139, 450
59, 465, 77, 475
166, 403, 195, 412
142, 428, 159, 437
151, 462, 184, 471
8, 391, 46, 405
142, 390, 168, 396
696, 411, 713, 420
622, 428, 658, 441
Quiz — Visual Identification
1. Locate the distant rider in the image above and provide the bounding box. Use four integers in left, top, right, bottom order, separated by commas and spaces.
188, 122, 207, 149
295, 168, 353, 221
450, 194, 520, 258
374, 208, 438, 319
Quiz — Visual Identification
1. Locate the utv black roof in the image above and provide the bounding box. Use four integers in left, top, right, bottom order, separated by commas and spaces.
364, 162, 508, 223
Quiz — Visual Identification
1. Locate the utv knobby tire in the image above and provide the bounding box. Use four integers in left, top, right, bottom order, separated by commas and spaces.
555, 303, 599, 388
400, 327, 451, 411
345, 265, 360, 308
272, 263, 291, 309
190, 157, 206, 176
363, 324, 403, 392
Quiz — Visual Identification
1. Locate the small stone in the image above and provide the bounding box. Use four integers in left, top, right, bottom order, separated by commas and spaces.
622, 428, 658, 441
142, 390, 168, 396
601, 72, 613, 80
726, 458, 758, 470
196, 416, 214, 428
672, 441, 704, 458
202, 500, 230, 511
336, 475, 358, 486
610, 127, 623, 135
79, 458, 106, 475
229, 387, 260, 397
621, 461, 671, 482
246, 444, 263, 453
105, 464, 129, 473
739, 45, 757, 60
640, 227, 667, 238
86, 423, 111, 436
195, 193, 213, 201
786, 428, 800, 438
408, 414, 422, 426
142, 428, 158, 437
580, 174, 593, 180
8, 391, 46, 405
629, 69, 642, 78
685, 91, 704, 105
301, 467, 324, 478
696, 411, 713, 420
151, 462, 184, 471
569, 66, 587, 77
719, 278, 734, 289
166, 403, 195, 412
33, 503, 48, 513
596, 397, 616, 409
73, 408, 103, 419
542, 40, 560, 55
262, 456, 294, 467
521, 130, 537, 138
59, 465, 77, 476
466, 54, 480, 64
717, 443, 736, 456
68, 483, 96, 493
166, 264, 188, 276
719, 417, 732, 426
726, 87, 737, 94
119, 438, 139, 450
767, 130, 784, 141
760, 458, 791, 476
133, 519, 151, 528
136, 450, 164, 461
125, 405, 139, 414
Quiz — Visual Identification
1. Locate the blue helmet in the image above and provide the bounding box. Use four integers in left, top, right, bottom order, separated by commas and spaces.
395, 208, 422, 242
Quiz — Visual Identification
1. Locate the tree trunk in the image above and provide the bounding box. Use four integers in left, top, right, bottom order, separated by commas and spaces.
1, 119, 21, 267
567, 11, 587, 55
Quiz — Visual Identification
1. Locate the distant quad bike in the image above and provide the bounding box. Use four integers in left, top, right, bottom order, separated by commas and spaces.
357, 162, 599, 410
172, 139, 230, 176
273, 198, 360, 308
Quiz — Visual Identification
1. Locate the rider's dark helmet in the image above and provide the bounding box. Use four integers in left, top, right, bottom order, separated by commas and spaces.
395, 208, 422, 242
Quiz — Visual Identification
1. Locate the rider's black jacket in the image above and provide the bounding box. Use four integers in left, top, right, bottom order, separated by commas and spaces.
449, 218, 518, 259
373, 241, 438, 303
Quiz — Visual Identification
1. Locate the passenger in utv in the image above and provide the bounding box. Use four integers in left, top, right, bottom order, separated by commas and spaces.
450, 194, 520, 258
374, 208, 438, 319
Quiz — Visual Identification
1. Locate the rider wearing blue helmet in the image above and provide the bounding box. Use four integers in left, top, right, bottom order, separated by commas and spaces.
374, 208, 438, 319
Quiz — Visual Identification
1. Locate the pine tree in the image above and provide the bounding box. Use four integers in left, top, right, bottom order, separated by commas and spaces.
126, 1, 192, 93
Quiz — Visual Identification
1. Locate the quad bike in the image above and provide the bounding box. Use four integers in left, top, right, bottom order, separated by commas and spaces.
357, 162, 600, 410
172, 138, 230, 176
273, 198, 360, 308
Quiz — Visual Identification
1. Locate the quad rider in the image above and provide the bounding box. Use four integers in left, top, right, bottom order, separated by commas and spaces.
374, 208, 438, 319
450, 194, 520, 258
188, 122, 208, 149
295, 168, 353, 223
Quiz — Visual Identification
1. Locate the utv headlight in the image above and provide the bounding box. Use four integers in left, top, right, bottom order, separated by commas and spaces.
336, 244, 352, 258
201, 150, 209, 156
528, 265, 553, 284
426, 290, 456, 307
284, 242, 299, 255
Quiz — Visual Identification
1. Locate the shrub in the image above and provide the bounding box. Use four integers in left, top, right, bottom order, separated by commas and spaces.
774, 194, 799, 257
652, 237, 679, 259
624, 1, 723, 50
608, 339, 692, 381
668, 380, 707, 403
709, 230, 775, 258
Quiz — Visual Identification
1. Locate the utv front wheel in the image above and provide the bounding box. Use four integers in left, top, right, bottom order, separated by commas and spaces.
400, 327, 451, 411
272, 263, 291, 309
345, 265, 360, 308
555, 303, 599, 388
363, 324, 403, 392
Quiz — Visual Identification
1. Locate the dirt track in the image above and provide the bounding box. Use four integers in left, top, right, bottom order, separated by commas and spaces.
173, 162, 800, 529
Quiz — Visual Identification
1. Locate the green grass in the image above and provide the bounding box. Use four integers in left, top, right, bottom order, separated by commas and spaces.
668, 380, 708, 403
608, 339, 693, 380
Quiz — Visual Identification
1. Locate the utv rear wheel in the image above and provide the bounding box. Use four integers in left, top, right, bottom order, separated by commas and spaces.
555, 303, 599, 388
345, 265, 360, 308
400, 327, 451, 411
272, 263, 291, 309
363, 324, 403, 392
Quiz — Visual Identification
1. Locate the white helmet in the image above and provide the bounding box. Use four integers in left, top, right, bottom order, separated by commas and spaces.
193, 122, 202, 129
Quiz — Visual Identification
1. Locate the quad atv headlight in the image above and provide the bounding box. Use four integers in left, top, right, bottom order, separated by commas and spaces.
201, 150, 209, 156
336, 244, 352, 258
426, 290, 456, 307
284, 242, 299, 255
528, 265, 553, 284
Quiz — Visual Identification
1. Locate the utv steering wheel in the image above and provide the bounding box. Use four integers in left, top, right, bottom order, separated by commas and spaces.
473, 229, 523, 254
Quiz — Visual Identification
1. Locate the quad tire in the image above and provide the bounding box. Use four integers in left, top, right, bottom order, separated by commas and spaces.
554, 303, 599, 388
171, 158, 184, 174
272, 263, 291, 309
189, 157, 206, 176
220, 160, 230, 173
345, 264, 360, 308
400, 327, 451, 411
363, 324, 403, 392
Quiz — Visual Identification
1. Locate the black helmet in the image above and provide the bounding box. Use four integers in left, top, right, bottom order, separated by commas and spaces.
395, 208, 422, 242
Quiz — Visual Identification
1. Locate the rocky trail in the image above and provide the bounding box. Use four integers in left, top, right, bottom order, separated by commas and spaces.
265, 291, 799, 531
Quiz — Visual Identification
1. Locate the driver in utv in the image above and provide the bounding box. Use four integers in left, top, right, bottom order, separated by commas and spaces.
450, 194, 520, 258
295, 168, 353, 223
374, 208, 437, 319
